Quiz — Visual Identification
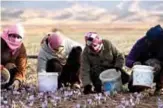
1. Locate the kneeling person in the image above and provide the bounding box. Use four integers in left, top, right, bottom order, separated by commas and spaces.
1, 24, 27, 90
126, 25, 163, 94
81, 32, 130, 94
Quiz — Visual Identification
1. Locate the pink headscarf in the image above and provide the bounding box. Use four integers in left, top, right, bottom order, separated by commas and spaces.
1, 24, 24, 52
85, 32, 103, 53
48, 33, 64, 50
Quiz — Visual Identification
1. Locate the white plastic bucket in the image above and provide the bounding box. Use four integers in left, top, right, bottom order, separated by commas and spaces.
133, 65, 154, 88
99, 69, 122, 93
38, 72, 58, 92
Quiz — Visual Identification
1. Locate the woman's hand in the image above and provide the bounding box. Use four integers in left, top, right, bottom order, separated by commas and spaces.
83, 84, 94, 94
133, 61, 141, 66
9, 80, 20, 90
72, 83, 81, 89
5, 63, 16, 70
145, 59, 161, 72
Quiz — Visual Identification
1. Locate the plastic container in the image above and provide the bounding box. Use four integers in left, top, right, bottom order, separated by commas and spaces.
133, 65, 154, 88
99, 69, 122, 93
38, 72, 58, 92
1, 68, 10, 86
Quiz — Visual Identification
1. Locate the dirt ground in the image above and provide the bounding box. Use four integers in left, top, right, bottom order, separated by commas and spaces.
1, 61, 161, 108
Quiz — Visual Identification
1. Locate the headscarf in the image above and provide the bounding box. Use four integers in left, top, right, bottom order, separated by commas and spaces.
47, 33, 64, 51
1, 23, 24, 53
41, 32, 52, 45
85, 32, 103, 53
47, 33, 66, 65
146, 24, 163, 41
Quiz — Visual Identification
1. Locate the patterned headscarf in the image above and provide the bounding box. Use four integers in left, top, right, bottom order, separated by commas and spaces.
85, 32, 103, 53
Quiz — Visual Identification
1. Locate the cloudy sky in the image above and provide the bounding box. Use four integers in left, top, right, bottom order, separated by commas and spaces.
1, 0, 163, 26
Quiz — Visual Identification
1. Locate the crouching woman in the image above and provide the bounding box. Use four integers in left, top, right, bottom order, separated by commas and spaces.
37, 32, 84, 88
126, 25, 163, 94
81, 32, 130, 94
1, 24, 27, 90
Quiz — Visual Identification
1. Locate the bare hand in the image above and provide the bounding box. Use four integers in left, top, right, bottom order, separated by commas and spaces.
145, 59, 161, 72
9, 80, 20, 90
133, 61, 141, 65
153, 64, 161, 72
5, 63, 16, 70
83, 84, 94, 94
72, 83, 81, 89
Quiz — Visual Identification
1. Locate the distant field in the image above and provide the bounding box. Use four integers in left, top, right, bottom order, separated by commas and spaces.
24, 26, 146, 55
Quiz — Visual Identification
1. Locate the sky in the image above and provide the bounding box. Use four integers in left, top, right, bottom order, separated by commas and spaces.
1, 1, 123, 10
2, 1, 163, 10
1, 0, 163, 26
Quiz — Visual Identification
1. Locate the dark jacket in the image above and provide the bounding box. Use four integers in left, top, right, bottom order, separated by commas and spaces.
126, 25, 163, 68
81, 39, 124, 86
1, 38, 27, 82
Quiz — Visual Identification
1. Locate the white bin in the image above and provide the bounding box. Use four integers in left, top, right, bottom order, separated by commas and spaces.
38, 72, 58, 92
133, 65, 154, 88
99, 69, 122, 93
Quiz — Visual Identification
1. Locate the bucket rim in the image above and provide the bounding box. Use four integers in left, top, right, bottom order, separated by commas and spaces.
133, 68, 154, 73
38, 72, 59, 76
133, 65, 154, 70
99, 69, 121, 82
